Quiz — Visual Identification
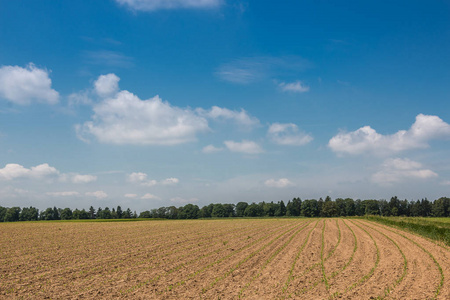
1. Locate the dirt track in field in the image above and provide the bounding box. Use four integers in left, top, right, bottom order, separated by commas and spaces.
0, 218, 449, 299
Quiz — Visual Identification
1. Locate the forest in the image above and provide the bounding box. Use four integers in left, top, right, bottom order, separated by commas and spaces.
1, 196, 449, 222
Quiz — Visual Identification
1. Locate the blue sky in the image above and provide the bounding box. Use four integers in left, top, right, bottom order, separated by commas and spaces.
0, 0, 449, 211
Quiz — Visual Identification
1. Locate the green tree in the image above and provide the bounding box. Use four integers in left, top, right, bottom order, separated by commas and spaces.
244, 203, 263, 217
301, 199, 319, 217
0, 206, 6, 222
89, 206, 96, 219
99, 207, 112, 219
317, 198, 324, 217
223, 204, 235, 217
211, 204, 226, 218
4, 207, 20, 222
364, 200, 380, 215
19, 206, 39, 221
432, 197, 450, 217
378, 199, 390, 216
199, 203, 214, 218
355, 199, 365, 216
344, 198, 355, 216
60, 208, 73, 220
263, 202, 277, 217
178, 204, 199, 219
73, 209, 81, 219
79, 209, 90, 219
275, 200, 286, 217
322, 200, 338, 217
116, 206, 123, 219
389, 196, 400, 216
166, 206, 178, 219
235, 202, 248, 217
139, 210, 151, 218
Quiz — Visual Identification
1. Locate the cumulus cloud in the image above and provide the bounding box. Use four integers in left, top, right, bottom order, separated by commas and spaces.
85, 191, 108, 199
371, 158, 438, 185
141, 193, 160, 200
77, 90, 209, 145
46, 191, 80, 197
0, 163, 59, 180
161, 177, 179, 185
264, 178, 294, 188
197, 106, 260, 128
128, 172, 179, 186
0, 163, 97, 184
268, 123, 313, 146
224, 140, 264, 154
0, 63, 59, 105
278, 81, 309, 93
115, 0, 222, 11
94, 73, 120, 98
329, 114, 450, 155
202, 144, 223, 153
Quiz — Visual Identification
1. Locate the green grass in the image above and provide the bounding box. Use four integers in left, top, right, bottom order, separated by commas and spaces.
365, 216, 450, 247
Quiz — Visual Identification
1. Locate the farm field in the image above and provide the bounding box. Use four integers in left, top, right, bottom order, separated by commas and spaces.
1, 218, 449, 299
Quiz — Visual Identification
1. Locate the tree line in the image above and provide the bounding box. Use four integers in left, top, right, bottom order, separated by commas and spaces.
1, 196, 449, 222
0, 205, 138, 222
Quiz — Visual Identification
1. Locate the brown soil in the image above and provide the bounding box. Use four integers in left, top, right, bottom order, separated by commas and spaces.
0, 218, 448, 299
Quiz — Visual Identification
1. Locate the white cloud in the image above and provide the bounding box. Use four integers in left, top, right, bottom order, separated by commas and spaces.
329, 114, 450, 155
115, 0, 222, 11
202, 144, 223, 153
371, 158, 438, 185
71, 174, 97, 184
224, 140, 264, 154
440, 180, 450, 186
216, 56, 310, 84
161, 177, 179, 185
197, 106, 260, 128
141, 193, 160, 200
264, 178, 294, 188
94, 73, 120, 98
0, 163, 98, 185
268, 123, 313, 146
128, 172, 179, 186
85, 191, 108, 199
77, 89, 209, 145
170, 196, 198, 204
128, 172, 150, 183
0, 163, 59, 180
124, 193, 138, 198
278, 81, 310, 93
46, 191, 80, 197
0, 63, 59, 105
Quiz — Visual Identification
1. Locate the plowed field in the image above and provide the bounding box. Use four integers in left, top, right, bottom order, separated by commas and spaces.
1, 218, 449, 299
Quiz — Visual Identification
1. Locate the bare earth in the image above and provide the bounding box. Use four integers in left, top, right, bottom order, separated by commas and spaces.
0, 218, 449, 299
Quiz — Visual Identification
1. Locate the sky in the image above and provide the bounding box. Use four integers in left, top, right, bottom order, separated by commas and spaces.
0, 0, 449, 211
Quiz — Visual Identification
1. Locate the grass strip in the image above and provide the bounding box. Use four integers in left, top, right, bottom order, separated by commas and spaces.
365, 216, 450, 247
